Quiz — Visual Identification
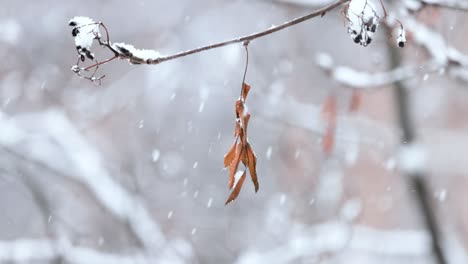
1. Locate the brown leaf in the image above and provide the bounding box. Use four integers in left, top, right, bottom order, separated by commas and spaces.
225, 171, 247, 205
228, 142, 243, 189
224, 82, 260, 204
224, 141, 237, 168
242, 82, 251, 101
241, 113, 250, 145
246, 143, 259, 192
234, 119, 241, 137
235, 100, 243, 118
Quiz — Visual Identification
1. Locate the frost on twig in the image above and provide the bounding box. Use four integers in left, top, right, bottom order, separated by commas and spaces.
68, 17, 161, 84
344, 0, 406, 48
69, 16, 106, 84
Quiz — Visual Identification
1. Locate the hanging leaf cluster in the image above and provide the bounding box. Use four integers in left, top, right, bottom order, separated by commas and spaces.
224, 83, 259, 205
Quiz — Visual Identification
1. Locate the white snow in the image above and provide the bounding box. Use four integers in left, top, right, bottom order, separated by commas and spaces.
316, 52, 417, 88
152, 149, 161, 162
111, 42, 161, 60
232, 170, 246, 190
341, 199, 362, 221
279, 194, 287, 205
346, 0, 381, 46
0, 19, 22, 45
396, 24, 407, 47
69, 16, 99, 50
435, 189, 447, 202
198, 102, 205, 112
397, 143, 428, 174
266, 146, 273, 160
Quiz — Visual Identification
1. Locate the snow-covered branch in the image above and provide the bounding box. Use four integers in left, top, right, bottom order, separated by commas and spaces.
0, 110, 192, 261
404, 0, 468, 11
68, 0, 352, 82
235, 221, 433, 264
0, 238, 148, 264
315, 4, 468, 89
316, 53, 427, 88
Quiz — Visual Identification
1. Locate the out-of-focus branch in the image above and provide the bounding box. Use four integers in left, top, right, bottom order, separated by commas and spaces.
316, 53, 433, 88
387, 26, 447, 264
257, 95, 397, 146
416, 0, 468, 11
235, 221, 431, 264
0, 111, 177, 255
278, 0, 468, 12
316, 13, 468, 89
0, 238, 148, 264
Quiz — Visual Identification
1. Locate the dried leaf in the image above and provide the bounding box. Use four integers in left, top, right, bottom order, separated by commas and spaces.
246, 143, 259, 192
235, 100, 243, 118
241, 82, 251, 101
228, 142, 243, 189
234, 120, 241, 137
224, 141, 237, 167
225, 171, 247, 205
223, 82, 259, 204
241, 113, 250, 145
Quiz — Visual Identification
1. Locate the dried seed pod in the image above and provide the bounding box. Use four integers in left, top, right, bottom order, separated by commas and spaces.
396, 24, 406, 48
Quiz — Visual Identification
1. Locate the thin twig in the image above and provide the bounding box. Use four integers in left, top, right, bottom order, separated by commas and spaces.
71, 0, 350, 81
146, 0, 350, 64
240, 41, 249, 99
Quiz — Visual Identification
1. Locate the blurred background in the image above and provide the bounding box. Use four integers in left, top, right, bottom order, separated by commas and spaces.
0, 0, 468, 263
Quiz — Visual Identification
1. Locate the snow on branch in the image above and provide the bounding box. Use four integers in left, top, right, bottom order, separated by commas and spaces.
315, 5, 468, 89
235, 221, 432, 264
404, 0, 468, 11
0, 238, 148, 264
316, 53, 423, 88
67, 1, 417, 85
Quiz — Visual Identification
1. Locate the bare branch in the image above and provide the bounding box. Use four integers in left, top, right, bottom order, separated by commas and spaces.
147, 0, 350, 64
420, 0, 468, 11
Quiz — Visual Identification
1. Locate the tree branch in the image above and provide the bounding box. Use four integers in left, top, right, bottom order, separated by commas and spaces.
147, 0, 350, 64
419, 0, 468, 12
387, 26, 448, 264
